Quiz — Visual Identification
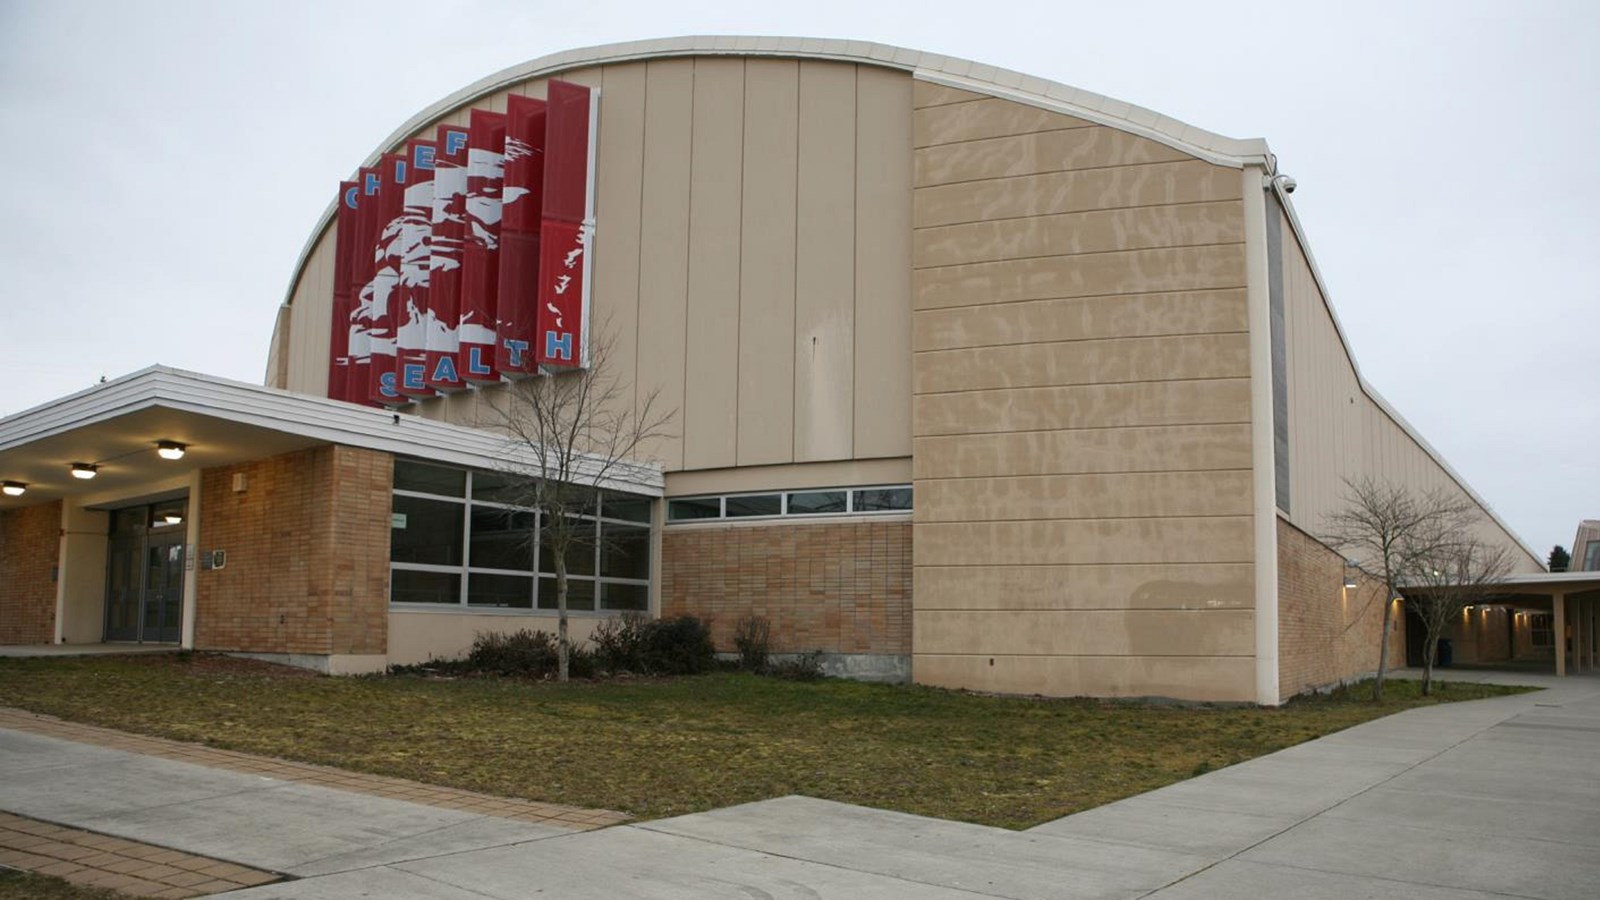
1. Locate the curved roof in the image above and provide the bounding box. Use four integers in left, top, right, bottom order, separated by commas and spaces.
282, 35, 1276, 307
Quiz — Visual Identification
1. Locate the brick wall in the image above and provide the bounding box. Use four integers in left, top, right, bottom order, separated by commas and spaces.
1277, 518, 1405, 699
196, 446, 390, 656
0, 501, 60, 644
662, 520, 911, 655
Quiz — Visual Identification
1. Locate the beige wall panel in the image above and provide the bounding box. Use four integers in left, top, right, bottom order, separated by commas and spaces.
632, 59, 695, 470
913, 653, 1256, 702
914, 290, 1248, 352
665, 457, 912, 496
388, 611, 611, 666
913, 97, 1093, 147
914, 127, 1194, 188
913, 563, 1255, 611
915, 609, 1255, 657
914, 378, 1250, 437
737, 60, 800, 466
793, 62, 857, 462
916, 332, 1249, 394
916, 470, 1254, 522
915, 201, 1244, 269
286, 235, 333, 396
852, 67, 915, 460
265, 305, 289, 389
589, 63, 648, 448
911, 81, 988, 108
915, 244, 1246, 310
682, 58, 746, 470
915, 160, 1242, 228
912, 423, 1253, 479
914, 517, 1254, 566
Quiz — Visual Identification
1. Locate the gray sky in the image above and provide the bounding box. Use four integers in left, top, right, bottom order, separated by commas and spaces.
1, 0, 1594, 555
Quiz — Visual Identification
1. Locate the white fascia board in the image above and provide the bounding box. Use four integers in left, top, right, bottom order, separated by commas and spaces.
1267, 184, 1540, 568
282, 36, 1276, 308
0, 367, 663, 496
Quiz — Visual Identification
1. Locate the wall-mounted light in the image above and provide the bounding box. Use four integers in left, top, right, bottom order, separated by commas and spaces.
156, 441, 187, 460
1, 481, 25, 496
162, 513, 184, 525
70, 463, 98, 480
1342, 559, 1359, 590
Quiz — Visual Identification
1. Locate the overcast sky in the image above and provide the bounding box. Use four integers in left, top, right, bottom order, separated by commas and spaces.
0, 0, 1594, 555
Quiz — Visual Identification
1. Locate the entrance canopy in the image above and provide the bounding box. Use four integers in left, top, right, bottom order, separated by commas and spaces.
0, 366, 663, 510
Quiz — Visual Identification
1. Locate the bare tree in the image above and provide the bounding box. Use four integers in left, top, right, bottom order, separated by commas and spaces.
481, 331, 673, 681
1323, 476, 1475, 700
1402, 536, 1512, 695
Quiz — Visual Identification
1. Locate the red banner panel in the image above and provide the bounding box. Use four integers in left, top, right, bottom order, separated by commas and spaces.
424, 125, 471, 391
535, 81, 598, 370
394, 139, 437, 399
456, 109, 507, 385
494, 94, 548, 377
328, 179, 358, 401
346, 165, 382, 405
368, 152, 410, 405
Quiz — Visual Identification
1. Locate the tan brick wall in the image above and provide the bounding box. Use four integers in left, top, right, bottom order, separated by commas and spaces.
196, 446, 391, 656
1277, 517, 1405, 699
662, 520, 911, 655
0, 501, 60, 644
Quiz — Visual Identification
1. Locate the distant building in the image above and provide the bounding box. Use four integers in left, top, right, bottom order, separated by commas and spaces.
0, 38, 1548, 704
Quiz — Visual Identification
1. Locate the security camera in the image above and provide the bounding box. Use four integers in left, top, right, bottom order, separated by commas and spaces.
1273, 174, 1297, 194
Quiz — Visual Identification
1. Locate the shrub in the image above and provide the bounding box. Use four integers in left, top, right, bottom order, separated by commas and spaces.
591, 613, 648, 674
768, 650, 825, 682
641, 615, 717, 675
732, 615, 771, 672
461, 629, 592, 679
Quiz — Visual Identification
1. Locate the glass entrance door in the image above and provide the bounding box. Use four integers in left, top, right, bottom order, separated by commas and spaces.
102, 500, 187, 643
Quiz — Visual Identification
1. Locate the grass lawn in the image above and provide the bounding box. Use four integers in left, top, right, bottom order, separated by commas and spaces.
0, 870, 129, 900
0, 655, 1527, 830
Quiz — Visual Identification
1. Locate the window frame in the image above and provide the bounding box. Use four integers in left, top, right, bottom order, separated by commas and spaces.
664, 484, 913, 524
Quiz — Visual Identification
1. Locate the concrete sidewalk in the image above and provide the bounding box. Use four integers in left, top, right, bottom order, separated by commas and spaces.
2, 670, 1596, 898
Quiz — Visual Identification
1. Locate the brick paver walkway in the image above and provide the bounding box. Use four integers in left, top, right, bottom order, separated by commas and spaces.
0, 811, 279, 897
0, 707, 630, 830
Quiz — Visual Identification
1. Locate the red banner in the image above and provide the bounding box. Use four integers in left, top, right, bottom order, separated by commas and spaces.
345, 165, 382, 405
457, 109, 507, 385
328, 180, 358, 401
494, 94, 548, 377
367, 152, 409, 405
424, 124, 471, 391
535, 81, 598, 370
394, 139, 437, 399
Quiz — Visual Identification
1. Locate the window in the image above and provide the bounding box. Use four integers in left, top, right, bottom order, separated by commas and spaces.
665, 484, 913, 523
390, 460, 654, 612
1584, 541, 1600, 572
1531, 613, 1553, 648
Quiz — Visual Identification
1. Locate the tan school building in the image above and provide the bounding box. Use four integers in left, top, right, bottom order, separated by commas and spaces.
0, 37, 1567, 704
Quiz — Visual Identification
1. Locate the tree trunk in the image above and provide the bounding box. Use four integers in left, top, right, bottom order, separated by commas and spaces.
1373, 584, 1393, 701
556, 559, 569, 682
1421, 636, 1437, 696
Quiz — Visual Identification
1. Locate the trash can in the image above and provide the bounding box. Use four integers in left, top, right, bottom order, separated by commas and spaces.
1437, 638, 1453, 668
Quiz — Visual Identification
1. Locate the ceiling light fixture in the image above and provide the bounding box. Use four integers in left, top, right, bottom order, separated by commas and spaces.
70, 463, 98, 480
1, 481, 25, 497
156, 441, 187, 460
162, 514, 184, 525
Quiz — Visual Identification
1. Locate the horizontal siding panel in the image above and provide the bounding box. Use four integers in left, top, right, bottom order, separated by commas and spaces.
911, 81, 989, 108
914, 159, 1242, 228
913, 97, 1093, 147
913, 653, 1256, 702
915, 470, 1255, 522
914, 378, 1250, 436
915, 201, 1243, 269
915, 126, 1194, 188
914, 609, 1256, 657
915, 332, 1249, 394
915, 244, 1246, 310
914, 290, 1248, 352
912, 423, 1253, 478
913, 517, 1255, 566
913, 563, 1255, 611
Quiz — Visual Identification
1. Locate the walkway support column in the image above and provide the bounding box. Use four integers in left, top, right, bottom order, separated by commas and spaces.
1554, 592, 1566, 677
